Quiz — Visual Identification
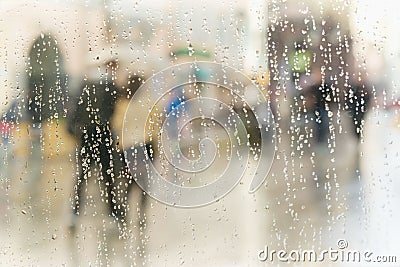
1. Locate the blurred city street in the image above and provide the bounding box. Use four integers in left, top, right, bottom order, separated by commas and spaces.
1, 108, 399, 266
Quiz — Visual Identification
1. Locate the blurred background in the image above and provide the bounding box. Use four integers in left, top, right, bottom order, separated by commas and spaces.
0, 0, 399, 266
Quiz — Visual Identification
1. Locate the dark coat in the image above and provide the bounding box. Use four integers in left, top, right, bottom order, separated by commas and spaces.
68, 80, 117, 138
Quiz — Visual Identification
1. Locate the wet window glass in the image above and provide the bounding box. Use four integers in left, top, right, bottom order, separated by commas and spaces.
0, 0, 399, 266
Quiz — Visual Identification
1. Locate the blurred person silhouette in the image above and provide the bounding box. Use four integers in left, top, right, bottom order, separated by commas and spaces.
346, 67, 372, 179
112, 73, 156, 262
0, 113, 12, 179
0, 100, 21, 179
67, 59, 122, 230
111, 75, 152, 222
25, 33, 67, 196
299, 68, 336, 196
347, 70, 371, 142
302, 67, 333, 146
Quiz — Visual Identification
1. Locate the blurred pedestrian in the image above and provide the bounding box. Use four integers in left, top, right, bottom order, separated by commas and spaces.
347, 75, 371, 141
0, 99, 21, 180
68, 60, 121, 229
302, 68, 333, 145
111, 75, 153, 223
112, 74, 154, 260
25, 33, 67, 196
0, 114, 12, 177
346, 69, 372, 180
